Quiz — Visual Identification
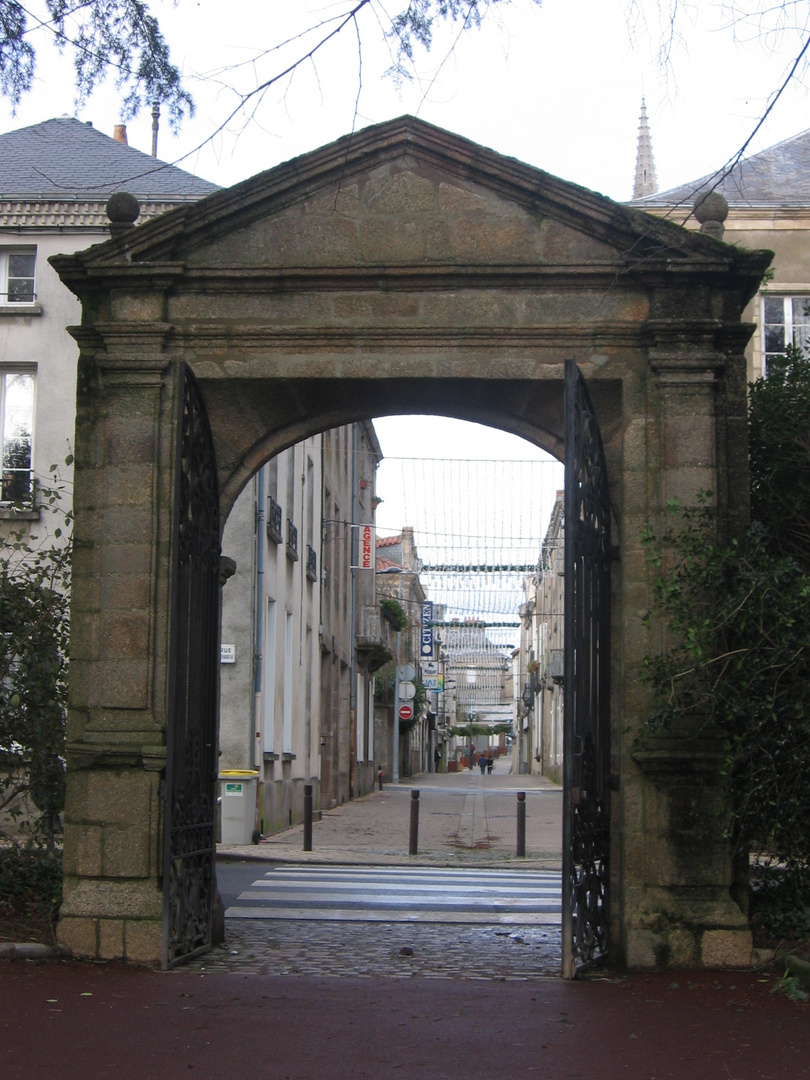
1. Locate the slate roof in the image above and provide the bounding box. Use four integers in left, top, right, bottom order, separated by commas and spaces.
631, 127, 810, 209
0, 117, 219, 200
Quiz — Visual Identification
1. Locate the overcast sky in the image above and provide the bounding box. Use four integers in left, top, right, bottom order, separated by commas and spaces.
5, 0, 805, 616
4, 0, 810, 201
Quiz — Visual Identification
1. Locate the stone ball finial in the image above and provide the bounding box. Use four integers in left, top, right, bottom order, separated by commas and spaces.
105, 191, 140, 226
693, 191, 729, 240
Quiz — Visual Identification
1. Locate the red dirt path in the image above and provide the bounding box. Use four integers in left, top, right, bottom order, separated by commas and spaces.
2, 960, 808, 1079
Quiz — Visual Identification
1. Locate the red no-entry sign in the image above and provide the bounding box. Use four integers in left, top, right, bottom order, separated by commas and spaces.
398, 704, 413, 721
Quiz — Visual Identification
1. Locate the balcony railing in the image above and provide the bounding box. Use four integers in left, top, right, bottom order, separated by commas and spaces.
286, 519, 299, 561
355, 605, 394, 671
267, 496, 283, 544
306, 544, 317, 582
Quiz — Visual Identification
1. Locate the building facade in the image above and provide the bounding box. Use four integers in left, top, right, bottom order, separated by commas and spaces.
0, 118, 217, 524
218, 420, 385, 836
375, 527, 429, 779
632, 125, 810, 381
515, 490, 564, 781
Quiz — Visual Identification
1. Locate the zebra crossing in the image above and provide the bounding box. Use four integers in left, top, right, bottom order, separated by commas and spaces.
225, 865, 562, 925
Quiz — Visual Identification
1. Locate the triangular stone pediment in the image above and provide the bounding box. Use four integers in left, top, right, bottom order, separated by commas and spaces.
182, 158, 622, 270
60, 116, 769, 281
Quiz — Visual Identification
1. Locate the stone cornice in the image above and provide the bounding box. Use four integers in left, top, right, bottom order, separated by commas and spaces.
171, 261, 764, 294
73, 322, 173, 386
92, 321, 174, 354
66, 740, 166, 771
51, 257, 772, 305
169, 322, 649, 352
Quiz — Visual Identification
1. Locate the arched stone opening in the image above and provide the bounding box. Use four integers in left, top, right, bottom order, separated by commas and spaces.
209, 378, 571, 519
50, 116, 770, 969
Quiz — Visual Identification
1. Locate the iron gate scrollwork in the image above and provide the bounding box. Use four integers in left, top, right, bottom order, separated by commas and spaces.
562, 358, 612, 978
162, 363, 221, 969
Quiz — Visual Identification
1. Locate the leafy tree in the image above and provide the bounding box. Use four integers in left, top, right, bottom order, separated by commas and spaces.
0, 0, 193, 127
0, 0, 534, 129
749, 345, 810, 570
0, 463, 71, 852
642, 348, 810, 893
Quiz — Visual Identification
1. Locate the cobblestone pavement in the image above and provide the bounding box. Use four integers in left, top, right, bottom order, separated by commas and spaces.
183, 919, 562, 980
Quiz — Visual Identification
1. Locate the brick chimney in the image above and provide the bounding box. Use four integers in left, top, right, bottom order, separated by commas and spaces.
113, 124, 128, 146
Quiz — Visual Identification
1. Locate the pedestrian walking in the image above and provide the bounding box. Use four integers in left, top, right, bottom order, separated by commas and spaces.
479, 752, 487, 775
486, 755, 493, 775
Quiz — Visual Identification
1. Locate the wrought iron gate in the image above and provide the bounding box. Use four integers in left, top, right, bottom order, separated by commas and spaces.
162, 363, 221, 969
562, 359, 612, 978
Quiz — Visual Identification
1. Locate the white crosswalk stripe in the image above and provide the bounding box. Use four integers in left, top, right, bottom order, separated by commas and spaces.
226, 865, 561, 925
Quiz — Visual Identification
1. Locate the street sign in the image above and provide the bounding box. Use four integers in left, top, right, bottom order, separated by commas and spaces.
398, 704, 414, 721
421, 661, 439, 676
398, 663, 416, 681
398, 681, 416, 700
423, 675, 441, 690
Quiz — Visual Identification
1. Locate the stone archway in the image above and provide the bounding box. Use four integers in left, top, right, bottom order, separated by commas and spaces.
51, 116, 770, 968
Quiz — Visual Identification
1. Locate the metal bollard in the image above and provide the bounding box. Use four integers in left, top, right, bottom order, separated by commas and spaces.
409, 789, 420, 855
516, 791, 526, 857
378, 767, 384, 792
303, 783, 313, 852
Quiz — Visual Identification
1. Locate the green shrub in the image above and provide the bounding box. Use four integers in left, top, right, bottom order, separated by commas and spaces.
380, 598, 408, 631
0, 847, 62, 921
642, 348, 810, 886
0, 462, 70, 851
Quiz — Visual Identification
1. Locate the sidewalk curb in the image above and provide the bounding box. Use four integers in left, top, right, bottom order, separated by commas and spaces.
215, 846, 562, 871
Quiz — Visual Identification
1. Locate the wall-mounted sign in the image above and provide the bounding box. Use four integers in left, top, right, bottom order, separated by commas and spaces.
421, 661, 439, 676
420, 601, 434, 658
352, 524, 375, 569
221, 644, 236, 664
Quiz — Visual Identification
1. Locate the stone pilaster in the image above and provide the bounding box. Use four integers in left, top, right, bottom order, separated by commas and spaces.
621, 339, 751, 969
58, 323, 179, 964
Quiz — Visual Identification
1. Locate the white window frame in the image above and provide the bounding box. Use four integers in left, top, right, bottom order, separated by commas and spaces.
0, 248, 37, 307
0, 368, 35, 505
761, 294, 810, 373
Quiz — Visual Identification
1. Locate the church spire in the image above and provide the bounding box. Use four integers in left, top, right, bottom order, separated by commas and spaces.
633, 97, 658, 199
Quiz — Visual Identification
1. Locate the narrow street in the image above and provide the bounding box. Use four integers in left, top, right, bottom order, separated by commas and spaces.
220, 755, 562, 868
200, 756, 564, 978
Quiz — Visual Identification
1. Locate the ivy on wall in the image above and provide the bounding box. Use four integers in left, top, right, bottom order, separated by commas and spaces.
641, 349, 810, 899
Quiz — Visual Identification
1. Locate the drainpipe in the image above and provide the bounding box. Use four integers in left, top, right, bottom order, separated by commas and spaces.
253, 468, 265, 771
392, 573, 402, 785
349, 424, 358, 796
319, 436, 326, 785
